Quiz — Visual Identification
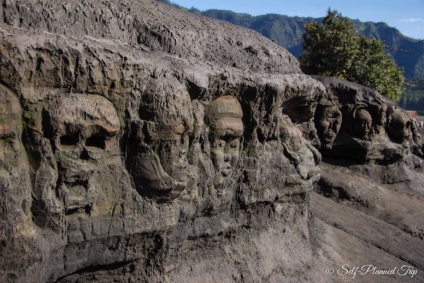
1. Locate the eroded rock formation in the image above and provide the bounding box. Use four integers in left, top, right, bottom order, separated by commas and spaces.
0, 1, 423, 282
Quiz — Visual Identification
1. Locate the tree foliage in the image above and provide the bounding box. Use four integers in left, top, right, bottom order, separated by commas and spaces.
300, 10, 404, 101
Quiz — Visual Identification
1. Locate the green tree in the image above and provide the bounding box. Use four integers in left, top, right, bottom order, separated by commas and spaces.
300, 10, 404, 101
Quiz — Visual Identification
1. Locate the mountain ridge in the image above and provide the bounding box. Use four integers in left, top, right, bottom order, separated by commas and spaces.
182, 7, 424, 79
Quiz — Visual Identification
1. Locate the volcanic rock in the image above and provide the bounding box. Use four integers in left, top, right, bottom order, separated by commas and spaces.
0, 1, 423, 282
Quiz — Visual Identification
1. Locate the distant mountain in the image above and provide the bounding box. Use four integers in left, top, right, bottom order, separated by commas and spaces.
399, 79, 424, 113
187, 8, 424, 79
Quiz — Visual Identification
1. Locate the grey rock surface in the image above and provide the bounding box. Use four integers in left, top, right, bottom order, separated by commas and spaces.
0, 1, 423, 282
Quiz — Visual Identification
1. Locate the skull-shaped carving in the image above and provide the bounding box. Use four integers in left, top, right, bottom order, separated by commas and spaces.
44, 94, 120, 215
388, 109, 412, 144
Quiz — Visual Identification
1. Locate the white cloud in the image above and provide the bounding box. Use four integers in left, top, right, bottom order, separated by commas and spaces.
400, 18, 424, 23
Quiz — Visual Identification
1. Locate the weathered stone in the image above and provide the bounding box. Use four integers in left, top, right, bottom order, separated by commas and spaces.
0, 1, 423, 282
311, 76, 422, 163
314, 99, 342, 149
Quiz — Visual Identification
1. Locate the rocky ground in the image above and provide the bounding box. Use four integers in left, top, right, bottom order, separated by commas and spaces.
311, 162, 424, 282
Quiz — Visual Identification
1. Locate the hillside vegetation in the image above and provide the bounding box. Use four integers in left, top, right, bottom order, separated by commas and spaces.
300, 10, 404, 101
399, 79, 424, 112
190, 9, 424, 80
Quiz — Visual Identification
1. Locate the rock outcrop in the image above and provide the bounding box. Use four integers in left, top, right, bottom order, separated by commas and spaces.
0, 1, 423, 282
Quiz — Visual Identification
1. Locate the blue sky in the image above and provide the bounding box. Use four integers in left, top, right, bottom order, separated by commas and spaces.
171, 0, 424, 39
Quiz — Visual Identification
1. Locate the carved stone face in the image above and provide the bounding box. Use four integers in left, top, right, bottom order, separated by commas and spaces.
0, 88, 23, 167
207, 96, 243, 186
129, 87, 193, 201
388, 110, 411, 143
279, 115, 303, 153
130, 121, 191, 200
0, 85, 33, 240
354, 109, 372, 139
147, 122, 190, 183
45, 94, 120, 214
377, 105, 388, 127
315, 105, 341, 148
372, 104, 388, 136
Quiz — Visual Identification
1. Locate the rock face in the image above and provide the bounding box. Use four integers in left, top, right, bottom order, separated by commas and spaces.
0, 1, 423, 282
